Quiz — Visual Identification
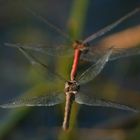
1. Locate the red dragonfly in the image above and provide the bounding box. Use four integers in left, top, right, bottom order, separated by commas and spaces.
0, 46, 138, 131
1, 8, 140, 130
4, 8, 140, 80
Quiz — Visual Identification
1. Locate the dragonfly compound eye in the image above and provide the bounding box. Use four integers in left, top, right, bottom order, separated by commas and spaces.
79, 42, 89, 52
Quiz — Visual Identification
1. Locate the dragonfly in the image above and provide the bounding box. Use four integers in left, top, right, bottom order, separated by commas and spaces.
0, 46, 139, 131
4, 8, 140, 80
1, 7, 140, 131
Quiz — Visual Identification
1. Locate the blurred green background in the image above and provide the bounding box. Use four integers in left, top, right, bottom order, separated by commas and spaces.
0, 0, 140, 140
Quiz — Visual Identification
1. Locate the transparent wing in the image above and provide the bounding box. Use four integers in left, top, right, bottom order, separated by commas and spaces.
4, 7, 74, 57
83, 8, 140, 44
81, 46, 140, 62
0, 91, 65, 108
75, 93, 139, 113
16, 46, 66, 82
110, 46, 140, 61
4, 42, 74, 57
25, 7, 73, 42
78, 48, 113, 85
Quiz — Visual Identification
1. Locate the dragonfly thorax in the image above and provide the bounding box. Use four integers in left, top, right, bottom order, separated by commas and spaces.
73, 40, 89, 52
64, 80, 80, 95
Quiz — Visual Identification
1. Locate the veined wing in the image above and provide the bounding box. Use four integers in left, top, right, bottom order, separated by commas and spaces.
81, 45, 140, 62
4, 42, 74, 57
0, 91, 65, 108
17, 46, 66, 82
83, 8, 140, 44
25, 7, 73, 42
75, 93, 139, 113
4, 7, 74, 57
78, 48, 113, 85
109, 46, 140, 61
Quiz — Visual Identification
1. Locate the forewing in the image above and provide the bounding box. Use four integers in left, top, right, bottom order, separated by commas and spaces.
4, 7, 74, 57
83, 8, 139, 44
81, 45, 140, 62
75, 92, 139, 113
4, 43, 74, 57
0, 91, 65, 108
108, 46, 140, 61
78, 48, 113, 85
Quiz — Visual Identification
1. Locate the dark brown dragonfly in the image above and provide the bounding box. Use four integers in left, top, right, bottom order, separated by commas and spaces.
0, 46, 139, 131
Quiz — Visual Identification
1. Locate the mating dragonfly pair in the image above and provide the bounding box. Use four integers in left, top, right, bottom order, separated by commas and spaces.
1, 8, 140, 130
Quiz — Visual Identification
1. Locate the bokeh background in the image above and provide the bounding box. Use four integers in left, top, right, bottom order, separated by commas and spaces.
0, 0, 140, 140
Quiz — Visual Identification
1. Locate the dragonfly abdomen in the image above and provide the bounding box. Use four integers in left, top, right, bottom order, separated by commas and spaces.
62, 92, 75, 131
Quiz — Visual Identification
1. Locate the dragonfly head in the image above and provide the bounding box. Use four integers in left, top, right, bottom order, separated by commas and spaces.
64, 80, 80, 95
73, 40, 89, 52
